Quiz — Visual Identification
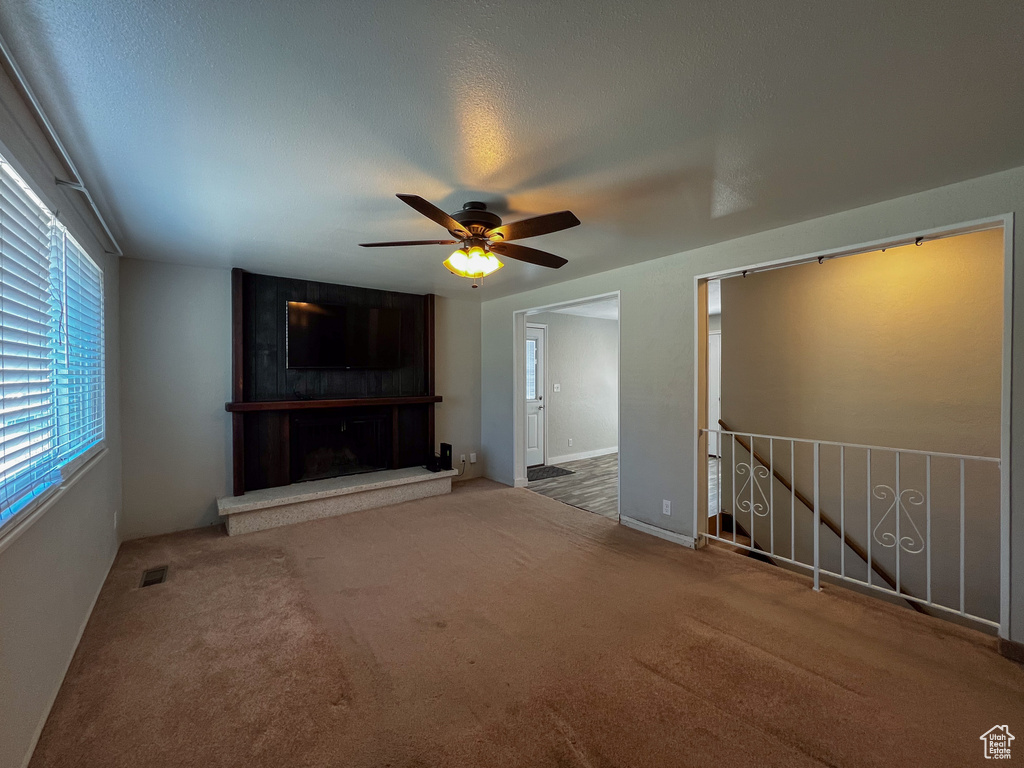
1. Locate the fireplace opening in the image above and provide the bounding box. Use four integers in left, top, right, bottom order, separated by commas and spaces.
290, 409, 391, 484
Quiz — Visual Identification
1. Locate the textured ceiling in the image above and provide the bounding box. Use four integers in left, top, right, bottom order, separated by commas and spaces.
1, 1, 1023, 299
539, 297, 619, 321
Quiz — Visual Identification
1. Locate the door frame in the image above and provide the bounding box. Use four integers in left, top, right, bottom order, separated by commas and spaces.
707, 324, 722, 459
512, 291, 621, 505
525, 322, 548, 467
691, 213, 1014, 639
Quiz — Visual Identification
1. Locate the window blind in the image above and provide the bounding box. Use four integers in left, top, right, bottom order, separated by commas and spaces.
0, 154, 104, 525
52, 226, 105, 465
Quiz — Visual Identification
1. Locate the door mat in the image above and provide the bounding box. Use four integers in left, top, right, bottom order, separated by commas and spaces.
528, 465, 575, 481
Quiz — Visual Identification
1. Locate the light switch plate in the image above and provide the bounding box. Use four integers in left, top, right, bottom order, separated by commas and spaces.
553, 383, 561, 392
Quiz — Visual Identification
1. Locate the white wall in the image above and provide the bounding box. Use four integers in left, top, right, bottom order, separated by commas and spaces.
0, 70, 122, 768
118, 260, 485, 537
120, 259, 233, 539
434, 296, 483, 480
481, 163, 1024, 643
527, 312, 617, 461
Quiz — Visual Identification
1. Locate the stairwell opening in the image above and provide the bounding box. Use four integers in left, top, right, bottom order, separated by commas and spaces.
694, 218, 1012, 637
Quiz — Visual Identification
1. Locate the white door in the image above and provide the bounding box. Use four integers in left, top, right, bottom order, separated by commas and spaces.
708, 331, 722, 456
525, 325, 545, 467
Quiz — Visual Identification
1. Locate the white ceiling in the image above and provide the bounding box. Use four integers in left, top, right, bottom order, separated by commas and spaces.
537, 297, 619, 321
1, 1, 1023, 299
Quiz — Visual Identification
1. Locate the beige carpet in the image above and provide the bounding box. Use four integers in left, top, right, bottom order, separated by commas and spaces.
30, 479, 1023, 767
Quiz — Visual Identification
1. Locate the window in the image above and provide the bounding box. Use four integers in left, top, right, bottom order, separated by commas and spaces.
525, 338, 537, 400
0, 152, 104, 526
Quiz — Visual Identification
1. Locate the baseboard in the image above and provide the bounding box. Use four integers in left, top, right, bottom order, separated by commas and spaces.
998, 637, 1024, 665
619, 515, 696, 549
547, 446, 617, 465
513, 477, 529, 488
21, 544, 117, 768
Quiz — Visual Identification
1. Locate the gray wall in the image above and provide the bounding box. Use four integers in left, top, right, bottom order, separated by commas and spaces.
528, 312, 617, 460
120, 259, 233, 539
119, 259, 484, 540
718, 229, 1004, 619
435, 295, 484, 480
481, 163, 1024, 643
720, 228, 1003, 455
0, 70, 122, 768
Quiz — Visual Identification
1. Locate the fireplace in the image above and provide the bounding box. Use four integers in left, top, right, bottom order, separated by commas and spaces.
290, 409, 391, 483
228, 271, 439, 495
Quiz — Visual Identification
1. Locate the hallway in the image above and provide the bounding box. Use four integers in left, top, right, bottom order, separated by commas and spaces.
528, 453, 618, 519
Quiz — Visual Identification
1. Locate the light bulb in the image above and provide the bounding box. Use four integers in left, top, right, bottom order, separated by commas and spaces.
443, 245, 504, 279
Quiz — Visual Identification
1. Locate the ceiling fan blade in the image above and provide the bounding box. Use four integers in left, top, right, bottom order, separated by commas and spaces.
491, 242, 568, 269
396, 194, 470, 237
359, 240, 458, 247
487, 210, 580, 242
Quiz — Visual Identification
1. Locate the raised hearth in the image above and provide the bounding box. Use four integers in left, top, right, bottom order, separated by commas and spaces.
217, 467, 458, 535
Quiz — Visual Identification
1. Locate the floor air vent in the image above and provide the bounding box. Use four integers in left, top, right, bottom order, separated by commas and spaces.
140, 566, 168, 588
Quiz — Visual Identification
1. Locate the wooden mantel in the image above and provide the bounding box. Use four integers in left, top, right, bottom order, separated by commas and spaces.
225, 395, 442, 412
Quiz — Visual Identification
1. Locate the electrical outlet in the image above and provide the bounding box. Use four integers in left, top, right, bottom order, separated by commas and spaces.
662, 499, 671, 516
568, 438, 573, 447
553, 383, 561, 392
469, 452, 477, 464
460, 454, 466, 464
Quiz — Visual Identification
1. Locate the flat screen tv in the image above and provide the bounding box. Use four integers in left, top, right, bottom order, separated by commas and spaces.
286, 302, 402, 369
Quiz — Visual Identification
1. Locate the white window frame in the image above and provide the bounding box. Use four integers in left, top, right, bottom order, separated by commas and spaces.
0, 148, 107, 553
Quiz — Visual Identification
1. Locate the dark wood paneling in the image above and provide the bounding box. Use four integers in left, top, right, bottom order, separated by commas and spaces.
231, 413, 245, 495
231, 269, 244, 402
424, 293, 435, 395
231, 269, 246, 493
244, 272, 427, 402
226, 395, 442, 412
391, 406, 400, 468
231, 271, 438, 494
397, 404, 430, 467
424, 294, 435, 454
427, 404, 435, 457
243, 411, 291, 491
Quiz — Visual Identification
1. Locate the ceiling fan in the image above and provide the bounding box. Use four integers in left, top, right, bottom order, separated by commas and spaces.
360, 194, 580, 285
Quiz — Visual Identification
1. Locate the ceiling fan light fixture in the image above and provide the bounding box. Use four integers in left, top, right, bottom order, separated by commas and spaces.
444, 244, 503, 279
364, 195, 575, 282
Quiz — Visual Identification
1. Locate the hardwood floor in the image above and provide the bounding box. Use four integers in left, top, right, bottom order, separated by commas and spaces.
527, 452, 618, 519
528, 455, 717, 522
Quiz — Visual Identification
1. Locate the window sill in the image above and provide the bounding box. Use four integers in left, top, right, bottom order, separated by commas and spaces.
0, 442, 110, 557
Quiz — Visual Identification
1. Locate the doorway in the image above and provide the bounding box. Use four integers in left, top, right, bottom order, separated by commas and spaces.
514, 293, 620, 519
707, 280, 722, 521
525, 324, 546, 467
693, 217, 1013, 638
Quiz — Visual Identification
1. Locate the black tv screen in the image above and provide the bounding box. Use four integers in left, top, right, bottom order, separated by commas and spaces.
286, 302, 402, 369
